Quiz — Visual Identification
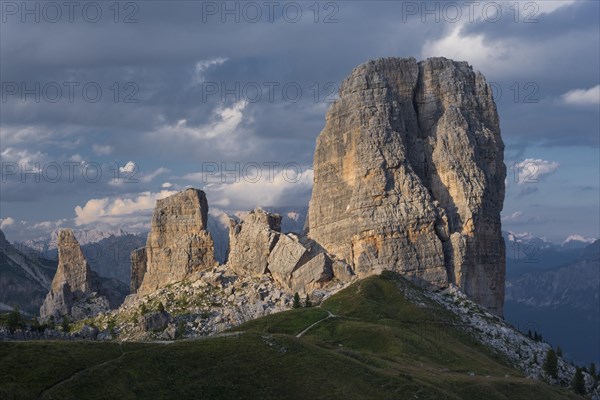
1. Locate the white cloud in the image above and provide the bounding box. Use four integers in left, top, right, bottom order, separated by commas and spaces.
162, 182, 173, 188
31, 219, 67, 230
561, 85, 600, 106
0, 147, 46, 173
193, 57, 228, 84
158, 101, 247, 141
1, 217, 15, 228
511, 158, 559, 185
119, 161, 137, 173
74, 190, 178, 226
141, 167, 169, 183
92, 144, 113, 156
205, 168, 314, 210
422, 25, 505, 74
502, 211, 545, 225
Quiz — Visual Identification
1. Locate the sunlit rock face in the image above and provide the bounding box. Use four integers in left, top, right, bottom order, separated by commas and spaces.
307, 57, 506, 315
134, 189, 217, 297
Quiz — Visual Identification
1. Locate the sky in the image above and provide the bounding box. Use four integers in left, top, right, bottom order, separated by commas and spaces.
0, 0, 598, 243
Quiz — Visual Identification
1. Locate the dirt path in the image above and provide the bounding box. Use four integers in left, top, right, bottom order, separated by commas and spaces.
37, 344, 126, 399
296, 310, 337, 338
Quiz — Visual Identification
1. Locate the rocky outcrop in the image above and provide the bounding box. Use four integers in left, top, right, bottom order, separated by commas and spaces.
308, 57, 506, 315
130, 247, 147, 294
40, 230, 109, 320
227, 209, 281, 276
226, 209, 353, 294
133, 189, 217, 297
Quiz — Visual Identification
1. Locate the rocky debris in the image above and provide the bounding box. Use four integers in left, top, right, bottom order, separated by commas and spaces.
226, 208, 355, 294
40, 230, 112, 321
140, 311, 171, 332
419, 284, 599, 395
307, 57, 506, 315
91, 265, 303, 341
134, 189, 218, 297
79, 324, 99, 339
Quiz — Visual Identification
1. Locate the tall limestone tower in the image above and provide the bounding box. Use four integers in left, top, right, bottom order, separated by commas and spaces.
307, 57, 506, 315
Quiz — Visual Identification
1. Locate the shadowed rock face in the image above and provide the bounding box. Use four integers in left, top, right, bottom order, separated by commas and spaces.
307, 57, 506, 315
134, 189, 217, 296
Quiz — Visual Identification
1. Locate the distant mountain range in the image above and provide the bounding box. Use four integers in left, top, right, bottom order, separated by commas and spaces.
505, 237, 599, 366
0, 230, 57, 315
503, 231, 593, 278
18, 229, 146, 284
1, 228, 130, 315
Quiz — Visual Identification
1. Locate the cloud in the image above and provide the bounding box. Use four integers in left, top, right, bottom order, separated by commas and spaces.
422, 25, 503, 74
141, 167, 169, 183
516, 186, 539, 198
74, 190, 177, 226
561, 84, 600, 106
119, 161, 137, 173
1, 217, 15, 229
92, 144, 113, 156
204, 168, 314, 211
157, 101, 247, 141
511, 158, 559, 185
162, 182, 173, 188
193, 58, 228, 84
501, 211, 546, 225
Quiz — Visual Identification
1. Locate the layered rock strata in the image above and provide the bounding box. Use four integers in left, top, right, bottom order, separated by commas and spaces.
133, 189, 217, 297
307, 57, 506, 315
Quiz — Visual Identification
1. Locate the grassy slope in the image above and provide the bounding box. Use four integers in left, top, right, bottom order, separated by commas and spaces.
0, 273, 581, 400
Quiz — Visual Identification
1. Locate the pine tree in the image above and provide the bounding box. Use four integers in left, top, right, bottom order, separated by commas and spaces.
6, 306, 22, 333
543, 348, 558, 379
527, 329, 532, 339
304, 295, 312, 308
571, 367, 586, 395
589, 363, 597, 381
556, 346, 563, 357
293, 293, 301, 309
157, 302, 165, 313
61, 316, 70, 333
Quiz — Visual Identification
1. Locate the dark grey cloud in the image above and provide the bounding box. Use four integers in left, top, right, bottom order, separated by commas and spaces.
1, 0, 598, 241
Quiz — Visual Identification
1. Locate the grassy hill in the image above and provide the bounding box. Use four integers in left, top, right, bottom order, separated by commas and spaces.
0, 272, 581, 399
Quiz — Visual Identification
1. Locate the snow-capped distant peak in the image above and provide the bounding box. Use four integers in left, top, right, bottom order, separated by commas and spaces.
562, 234, 597, 246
